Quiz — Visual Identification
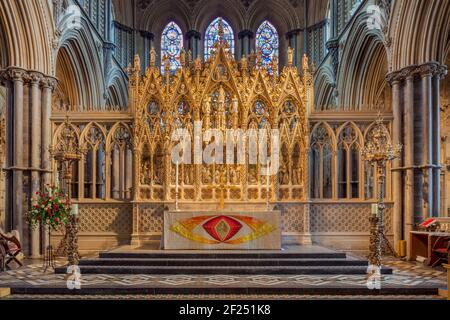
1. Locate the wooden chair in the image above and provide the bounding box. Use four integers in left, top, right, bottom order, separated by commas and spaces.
0, 229, 23, 269
432, 236, 450, 268
0, 239, 6, 271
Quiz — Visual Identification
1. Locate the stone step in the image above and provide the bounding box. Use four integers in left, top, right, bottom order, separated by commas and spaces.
10, 286, 437, 296
99, 252, 348, 260
79, 258, 368, 267
55, 265, 392, 275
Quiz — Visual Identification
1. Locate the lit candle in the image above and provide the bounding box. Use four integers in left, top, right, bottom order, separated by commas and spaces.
55, 171, 59, 188
175, 161, 179, 194
371, 203, 378, 217
266, 159, 270, 203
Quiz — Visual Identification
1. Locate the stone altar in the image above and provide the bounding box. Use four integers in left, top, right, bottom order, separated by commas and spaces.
164, 207, 281, 250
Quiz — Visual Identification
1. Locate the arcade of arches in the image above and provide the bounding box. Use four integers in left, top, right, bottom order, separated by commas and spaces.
0, 0, 449, 256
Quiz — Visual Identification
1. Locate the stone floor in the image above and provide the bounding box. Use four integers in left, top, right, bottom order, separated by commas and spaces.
0, 246, 447, 300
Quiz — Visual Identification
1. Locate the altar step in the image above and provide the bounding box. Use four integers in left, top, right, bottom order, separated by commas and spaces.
77, 258, 369, 267
56, 265, 392, 275
54, 251, 393, 275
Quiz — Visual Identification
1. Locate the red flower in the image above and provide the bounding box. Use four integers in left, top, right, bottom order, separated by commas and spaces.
35, 204, 39, 209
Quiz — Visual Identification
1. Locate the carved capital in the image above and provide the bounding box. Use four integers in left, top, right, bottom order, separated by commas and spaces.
40, 76, 58, 90
387, 62, 447, 84
3, 67, 28, 83
28, 71, 44, 86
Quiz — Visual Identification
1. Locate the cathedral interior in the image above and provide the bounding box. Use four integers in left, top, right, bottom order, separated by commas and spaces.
0, 0, 450, 302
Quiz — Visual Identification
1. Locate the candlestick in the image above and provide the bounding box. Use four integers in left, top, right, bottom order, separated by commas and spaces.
175, 161, 179, 211
266, 159, 270, 211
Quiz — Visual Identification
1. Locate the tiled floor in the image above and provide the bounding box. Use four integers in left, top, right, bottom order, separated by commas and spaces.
0, 248, 447, 300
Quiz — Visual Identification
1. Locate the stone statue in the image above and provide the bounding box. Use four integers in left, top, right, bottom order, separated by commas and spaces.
150, 48, 156, 67
287, 47, 294, 67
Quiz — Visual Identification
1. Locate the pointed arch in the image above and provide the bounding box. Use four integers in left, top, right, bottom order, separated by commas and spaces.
161, 21, 184, 74
256, 20, 279, 73
204, 17, 235, 60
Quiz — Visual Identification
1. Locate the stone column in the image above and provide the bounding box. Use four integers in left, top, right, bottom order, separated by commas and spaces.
119, 147, 126, 199
432, 73, 442, 216
41, 77, 57, 186
29, 71, 43, 258
420, 68, 434, 218
238, 30, 253, 59
390, 79, 403, 245
112, 148, 120, 199
186, 30, 201, 60
8, 68, 26, 239
40, 76, 57, 248
125, 148, 132, 199
404, 75, 415, 253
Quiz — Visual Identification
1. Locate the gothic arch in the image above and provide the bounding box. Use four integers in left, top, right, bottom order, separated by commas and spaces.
247, 0, 300, 32
314, 64, 335, 110
389, 0, 450, 69
106, 66, 129, 108
338, 11, 389, 110
56, 18, 107, 108
0, 0, 54, 74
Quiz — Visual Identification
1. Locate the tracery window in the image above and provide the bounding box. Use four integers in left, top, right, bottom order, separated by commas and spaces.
310, 124, 333, 199
337, 125, 360, 199
82, 125, 106, 199
204, 17, 235, 60
255, 21, 279, 73
161, 21, 183, 74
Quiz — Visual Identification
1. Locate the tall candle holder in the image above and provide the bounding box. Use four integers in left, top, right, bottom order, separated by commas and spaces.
50, 116, 82, 266
362, 114, 402, 269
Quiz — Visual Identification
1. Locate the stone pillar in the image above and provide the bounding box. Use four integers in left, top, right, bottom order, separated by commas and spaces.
390, 79, 403, 245
238, 30, 253, 59
125, 148, 132, 199
29, 71, 43, 258
404, 75, 415, 253
112, 148, 120, 199
139, 31, 154, 71
186, 30, 201, 60
119, 147, 126, 199
41, 77, 57, 186
8, 68, 26, 240
420, 68, 434, 218
40, 76, 57, 249
432, 72, 442, 216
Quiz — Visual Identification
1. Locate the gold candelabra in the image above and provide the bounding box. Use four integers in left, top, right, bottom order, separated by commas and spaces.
51, 116, 82, 266
362, 115, 402, 268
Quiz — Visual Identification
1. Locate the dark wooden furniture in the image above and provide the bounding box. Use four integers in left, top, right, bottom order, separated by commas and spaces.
410, 231, 450, 266
0, 239, 6, 271
431, 236, 450, 267
0, 229, 23, 269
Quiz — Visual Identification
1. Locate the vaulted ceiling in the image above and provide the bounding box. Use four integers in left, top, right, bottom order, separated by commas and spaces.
112, 0, 329, 33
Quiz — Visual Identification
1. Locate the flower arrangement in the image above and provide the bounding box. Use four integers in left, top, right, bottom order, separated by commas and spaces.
27, 185, 72, 231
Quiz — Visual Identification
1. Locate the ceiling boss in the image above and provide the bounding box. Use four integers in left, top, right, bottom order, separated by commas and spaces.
128, 22, 313, 205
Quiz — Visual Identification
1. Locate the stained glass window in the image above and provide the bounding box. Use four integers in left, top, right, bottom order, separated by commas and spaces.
161, 21, 183, 74
256, 21, 279, 73
204, 17, 235, 60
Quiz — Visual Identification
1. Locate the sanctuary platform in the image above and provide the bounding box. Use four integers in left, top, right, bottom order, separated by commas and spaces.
1, 245, 445, 298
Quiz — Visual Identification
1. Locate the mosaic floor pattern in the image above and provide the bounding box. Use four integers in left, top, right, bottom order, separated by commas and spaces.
0, 259, 446, 289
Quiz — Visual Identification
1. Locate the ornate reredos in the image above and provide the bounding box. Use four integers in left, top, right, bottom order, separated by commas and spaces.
128, 42, 314, 203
